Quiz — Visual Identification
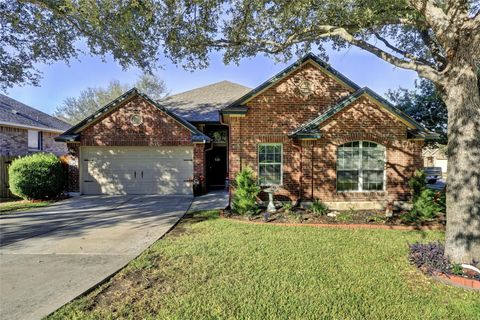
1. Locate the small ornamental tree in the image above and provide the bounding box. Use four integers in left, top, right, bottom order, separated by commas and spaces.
232, 167, 261, 216
9, 153, 65, 200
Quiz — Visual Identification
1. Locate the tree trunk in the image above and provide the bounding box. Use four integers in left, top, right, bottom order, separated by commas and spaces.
443, 63, 480, 263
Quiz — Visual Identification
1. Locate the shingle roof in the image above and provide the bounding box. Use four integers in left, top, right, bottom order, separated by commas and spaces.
0, 94, 70, 132
159, 81, 251, 122
56, 88, 211, 143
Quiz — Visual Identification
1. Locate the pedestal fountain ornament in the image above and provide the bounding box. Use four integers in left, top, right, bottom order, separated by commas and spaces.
264, 186, 278, 213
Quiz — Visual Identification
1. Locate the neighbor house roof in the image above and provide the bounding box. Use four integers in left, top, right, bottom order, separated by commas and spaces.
0, 94, 70, 133
221, 53, 361, 115
55, 88, 211, 143
290, 87, 438, 140
159, 81, 251, 122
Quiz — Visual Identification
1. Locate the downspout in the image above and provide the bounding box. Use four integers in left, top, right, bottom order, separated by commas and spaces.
292, 142, 302, 203
219, 113, 232, 208
311, 142, 314, 200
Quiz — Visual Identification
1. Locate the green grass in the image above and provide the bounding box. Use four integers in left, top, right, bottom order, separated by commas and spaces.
0, 199, 52, 214
49, 210, 479, 320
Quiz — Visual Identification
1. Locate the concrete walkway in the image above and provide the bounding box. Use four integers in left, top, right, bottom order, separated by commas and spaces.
0, 195, 191, 320
188, 189, 229, 212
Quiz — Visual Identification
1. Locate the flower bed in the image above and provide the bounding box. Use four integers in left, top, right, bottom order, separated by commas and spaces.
222, 206, 445, 229
409, 241, 480, 290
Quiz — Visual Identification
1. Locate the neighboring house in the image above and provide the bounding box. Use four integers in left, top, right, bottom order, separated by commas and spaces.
0, 94, 70, 156
56, 54, 436, 208
423, 144, 448, 174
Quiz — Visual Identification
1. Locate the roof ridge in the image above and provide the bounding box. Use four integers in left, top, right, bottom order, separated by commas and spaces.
162, 80, 251, 100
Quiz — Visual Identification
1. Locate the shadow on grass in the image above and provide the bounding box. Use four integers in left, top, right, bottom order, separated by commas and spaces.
168, 210, 220, 238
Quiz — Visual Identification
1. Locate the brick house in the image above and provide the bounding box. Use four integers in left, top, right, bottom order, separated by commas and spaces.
0, 94, 70, 156
56, 54, 435, 208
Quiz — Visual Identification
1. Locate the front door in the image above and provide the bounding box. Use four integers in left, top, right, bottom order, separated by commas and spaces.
206, 147, 227, 189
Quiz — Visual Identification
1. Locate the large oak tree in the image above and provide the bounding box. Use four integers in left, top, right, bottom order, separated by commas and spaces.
1, 0, 479, 262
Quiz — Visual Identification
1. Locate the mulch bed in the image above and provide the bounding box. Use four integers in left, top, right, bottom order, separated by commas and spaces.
223, 208, 445, 231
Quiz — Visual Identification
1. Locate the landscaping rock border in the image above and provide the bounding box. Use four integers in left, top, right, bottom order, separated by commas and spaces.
433, 273, 480, 291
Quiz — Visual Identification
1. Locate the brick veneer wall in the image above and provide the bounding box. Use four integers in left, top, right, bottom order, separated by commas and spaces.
65, 95, 206, 193
0, 126, 67, 156
42, 132, 68, 155
226, 62, 424, 203
0, 126, 27, 156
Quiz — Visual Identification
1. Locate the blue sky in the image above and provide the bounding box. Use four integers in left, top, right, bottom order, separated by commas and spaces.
5, 47, 419, 115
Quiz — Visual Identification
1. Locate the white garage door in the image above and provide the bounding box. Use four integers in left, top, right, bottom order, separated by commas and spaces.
80, 146, 193, 195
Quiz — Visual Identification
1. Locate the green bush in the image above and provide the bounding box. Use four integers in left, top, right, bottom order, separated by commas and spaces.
9, 153, 65, 200
402, 189, 443, 223
408, 169, 426, 200
232, 167, 261, 216
311, 199, 328, 216
282, 203, 293, 215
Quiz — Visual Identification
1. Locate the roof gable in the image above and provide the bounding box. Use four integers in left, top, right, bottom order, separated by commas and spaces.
56, 88, 210, 143
290, 87, 437, 140
222, 53, 360, 112
0, 94, 70, 132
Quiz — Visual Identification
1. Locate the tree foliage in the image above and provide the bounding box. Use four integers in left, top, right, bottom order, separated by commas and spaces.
0, 0, 160, 90
54, 73, 167, 124
388, 80, 447, 142
2, 1, 478, 89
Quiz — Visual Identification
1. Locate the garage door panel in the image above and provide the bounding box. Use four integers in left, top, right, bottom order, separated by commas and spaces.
81, 147, 193, 195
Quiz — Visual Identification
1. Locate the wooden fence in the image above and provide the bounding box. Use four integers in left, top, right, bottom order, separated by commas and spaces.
0, 156, 16, 198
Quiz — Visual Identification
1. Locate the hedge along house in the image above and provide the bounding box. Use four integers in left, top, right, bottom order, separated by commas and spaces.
56, 53, 435, 209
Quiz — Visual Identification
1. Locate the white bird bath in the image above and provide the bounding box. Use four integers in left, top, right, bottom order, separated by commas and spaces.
264, 186, 278, 213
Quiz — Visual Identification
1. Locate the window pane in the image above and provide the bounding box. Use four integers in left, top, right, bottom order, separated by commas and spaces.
337, 170, 359, 191
363, 170, 384, 190
28, 130, 39, 149
258, 144, 282, 185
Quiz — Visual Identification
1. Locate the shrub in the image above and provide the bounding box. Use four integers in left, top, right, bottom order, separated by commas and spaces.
408, 169, 426, 200
8, 153, 65, 200
336, 212, 353, 222
413, 189, 443, 217
311, 199, 328, 216
282, 203, 293, 215
409, 241, 451, 275
232, 167, 261, 216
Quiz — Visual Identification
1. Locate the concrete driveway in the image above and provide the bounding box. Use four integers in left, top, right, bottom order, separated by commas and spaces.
0, 195, 191, 320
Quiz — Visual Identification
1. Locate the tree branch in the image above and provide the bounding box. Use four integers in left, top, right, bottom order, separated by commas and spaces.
373, 32, 432, 66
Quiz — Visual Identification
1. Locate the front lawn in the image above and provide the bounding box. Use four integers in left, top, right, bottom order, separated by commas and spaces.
0, 199, 52, 214
50, 211, 479, 319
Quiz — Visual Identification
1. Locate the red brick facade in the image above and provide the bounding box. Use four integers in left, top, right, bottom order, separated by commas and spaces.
81, 96, 193, 147
62, 60, 424, 202
65, 95, 206, 193
224, 62, 423, 205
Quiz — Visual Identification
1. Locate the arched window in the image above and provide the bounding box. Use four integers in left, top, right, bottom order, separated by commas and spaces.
337, 141, 385, 191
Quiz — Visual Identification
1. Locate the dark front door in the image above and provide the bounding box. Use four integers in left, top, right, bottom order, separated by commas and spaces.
206, 147, 227, 188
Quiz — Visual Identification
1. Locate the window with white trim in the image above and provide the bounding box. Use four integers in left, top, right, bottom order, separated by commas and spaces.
337, 141, 385, 191
28, 130, 42, 150
258, 143, 282, 185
